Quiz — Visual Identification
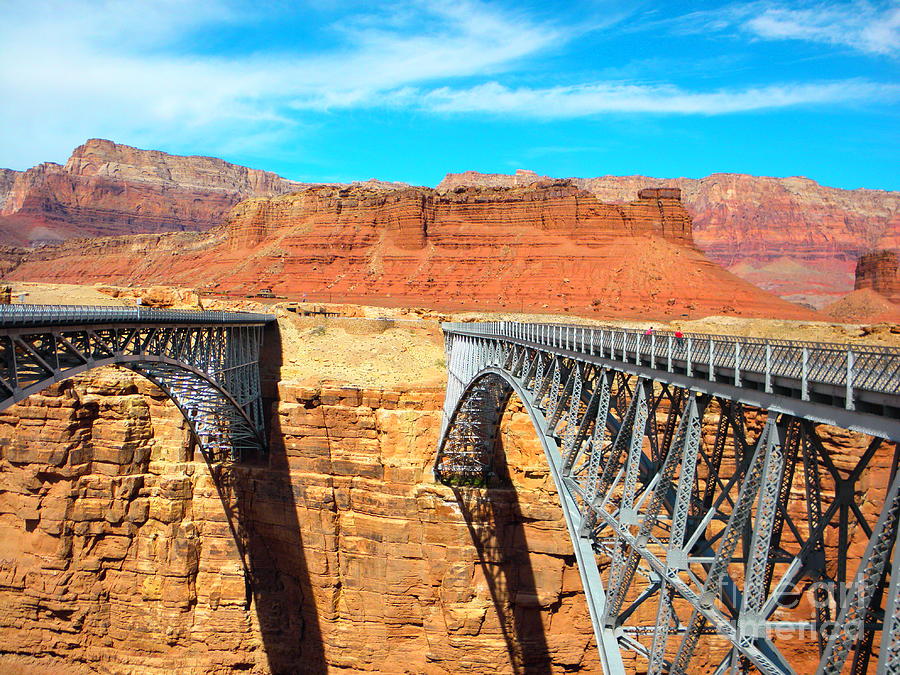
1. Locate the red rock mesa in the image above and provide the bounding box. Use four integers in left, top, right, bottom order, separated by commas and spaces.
5, 181, 817, 320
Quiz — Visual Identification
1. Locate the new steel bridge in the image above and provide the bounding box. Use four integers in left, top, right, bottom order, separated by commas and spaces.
0, 305, 275, 462
435, 321, 900, 675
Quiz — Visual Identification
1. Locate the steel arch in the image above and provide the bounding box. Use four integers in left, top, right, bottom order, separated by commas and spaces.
0, 307, 273, 462
436, 324, 900, 674
437, 365, 627, 672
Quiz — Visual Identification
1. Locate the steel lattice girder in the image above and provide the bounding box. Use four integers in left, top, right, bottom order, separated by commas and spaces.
435, 328, 900, 675
0, 321, 268, 462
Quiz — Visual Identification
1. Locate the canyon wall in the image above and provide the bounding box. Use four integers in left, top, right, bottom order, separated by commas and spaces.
5, 182, 818, 321
0, 316, 603, 674
0, 140, 304, 246
440, 171, 900, 306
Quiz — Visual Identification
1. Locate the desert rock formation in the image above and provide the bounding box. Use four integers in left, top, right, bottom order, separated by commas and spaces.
855, 249, 900, 304
5, 142, 897, 307
0, 139, 304, 246
4, 182, 818, 320
440, 170, 900, 306
823, 249, 900, 323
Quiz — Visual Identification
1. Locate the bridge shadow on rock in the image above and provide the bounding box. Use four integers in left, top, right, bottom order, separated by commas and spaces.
207, 322, 326, 674
451, 408, 554, 675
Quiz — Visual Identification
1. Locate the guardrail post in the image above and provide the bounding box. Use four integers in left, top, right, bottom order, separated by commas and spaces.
708, 338, 715, 381
846, 348, 855, 411
590, 328, 594, 355
667, 335, 673, 372
765, 343, 772, 393
600, 329, 604, 357
650, 332, 656, 369
734, 342, 741, 387
686, 337, 693, 377
636, 334, 642, 366
801, 347, 809, 401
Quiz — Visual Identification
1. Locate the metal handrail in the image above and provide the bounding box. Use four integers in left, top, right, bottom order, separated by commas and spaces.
0, 304, 275, 327
444, 321, 900, 402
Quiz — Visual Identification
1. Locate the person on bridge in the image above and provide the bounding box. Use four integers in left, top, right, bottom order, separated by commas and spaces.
644, 327, 654, 336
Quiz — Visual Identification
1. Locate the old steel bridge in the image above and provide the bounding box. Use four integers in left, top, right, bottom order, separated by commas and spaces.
435, 321, 900, 675
0, 305, 274, 462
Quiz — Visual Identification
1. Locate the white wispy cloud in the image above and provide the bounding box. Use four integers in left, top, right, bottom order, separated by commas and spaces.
0, 0, 569, 166
0, 0, 896, 172
418, 79, 899, 116
747, 3, 900, 55
678, 1, 900, 56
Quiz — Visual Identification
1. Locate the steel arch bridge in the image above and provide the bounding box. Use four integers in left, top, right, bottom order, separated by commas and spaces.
435, 321, 900, 675
0, 305, 275, 463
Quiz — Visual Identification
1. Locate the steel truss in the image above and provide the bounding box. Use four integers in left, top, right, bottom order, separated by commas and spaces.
435, 323, 900, 674
0, 306, 274, 462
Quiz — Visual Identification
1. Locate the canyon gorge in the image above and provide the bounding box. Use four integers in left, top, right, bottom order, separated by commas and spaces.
0, 304, 894, 675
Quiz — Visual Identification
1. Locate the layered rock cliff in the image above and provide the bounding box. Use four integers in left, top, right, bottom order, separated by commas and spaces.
5, 182, 817, 320
440, 171, 900, 306
5, 142, 897, 307
0, 140, 304, 246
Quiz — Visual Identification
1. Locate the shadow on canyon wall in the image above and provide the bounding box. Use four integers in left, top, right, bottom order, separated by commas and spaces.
452, 436, 553, 675
210, 323, 326, 673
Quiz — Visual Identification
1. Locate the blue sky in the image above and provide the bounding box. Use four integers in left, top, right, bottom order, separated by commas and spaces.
1, 0, 898, 189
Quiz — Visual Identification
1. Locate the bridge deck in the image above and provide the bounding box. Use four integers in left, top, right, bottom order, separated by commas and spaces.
0, 304, 275, 327
0, 304, 275, 461
444, 321, 900, 438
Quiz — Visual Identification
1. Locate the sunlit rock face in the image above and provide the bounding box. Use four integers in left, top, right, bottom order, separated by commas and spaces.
442, 170, 900, 306
0, 139, 303, 246
5, 182, 817, 321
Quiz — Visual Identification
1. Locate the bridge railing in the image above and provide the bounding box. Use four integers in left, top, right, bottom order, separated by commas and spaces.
0, 304, 275, 327
443, 321, 900, 406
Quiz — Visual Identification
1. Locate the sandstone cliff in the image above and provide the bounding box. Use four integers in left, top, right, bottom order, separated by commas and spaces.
822, 249, 900, 323
440, 170, 900, 306
5, 142, 897, 308
5, 182, 818, 320
0, 139, 305, 246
